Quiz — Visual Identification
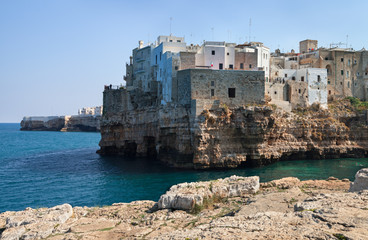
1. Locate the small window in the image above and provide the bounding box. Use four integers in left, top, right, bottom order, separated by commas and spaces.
228, 88, 236, 98
347, 71, 349, 78
177, 40, 181, 42
175, 66, 178, 70
348, 81, 350, 88
211, 89, 215, 97
340, 82, 343, 85
229, 64, 233, 69
169, 40, 173, 42
348, 59, 351, 66
155, 55, 157, 64
325, 57, 329, 60
357, 72, 360, 76
274, 91, 277, 95
249, 64, 252, 68
317, 75, 321, 82
212, 50, 215, 55
227, 52, 229, 56
301, 76, 305, 82
354, 59, 357, 64
219, 63, 223, 69
298, 89, 301, 94
329, 90, 331, 95
285, 74, 288, 77
341, 70, 344, 75
292, 76, 296, 80
211, 81, 215, 87
341, 58, 344, 62
328, 80, 330, 84
365, 72, 368, 76
240, 63, 244, 69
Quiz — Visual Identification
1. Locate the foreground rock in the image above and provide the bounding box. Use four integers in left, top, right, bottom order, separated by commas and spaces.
158, 176, 259, 210
350, 168, 368, 192
1, 175, 367, 240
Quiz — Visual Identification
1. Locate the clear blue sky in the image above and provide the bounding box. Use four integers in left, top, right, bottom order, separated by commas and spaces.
1, 0, 367, 122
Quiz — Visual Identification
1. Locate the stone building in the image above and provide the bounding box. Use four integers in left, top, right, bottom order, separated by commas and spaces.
177, 69, 265, 115
271, 39, 368, 101
267, 68, 327, 109
235, 42, 270, 81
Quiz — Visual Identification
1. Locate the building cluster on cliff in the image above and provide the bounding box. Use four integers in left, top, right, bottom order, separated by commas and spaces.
111, 35, 368, 113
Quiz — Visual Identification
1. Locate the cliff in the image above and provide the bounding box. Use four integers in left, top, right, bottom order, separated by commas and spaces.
20, 115, 101, 132
1, 170, 367, 240
98, 91, 368, 169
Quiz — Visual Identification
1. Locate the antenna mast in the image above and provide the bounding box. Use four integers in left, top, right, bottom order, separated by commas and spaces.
249, 18, 252, 43
170, 17, 173, 36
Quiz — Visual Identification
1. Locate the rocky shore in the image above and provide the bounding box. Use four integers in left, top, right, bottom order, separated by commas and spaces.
1, 168, 367, 240
20, 115, 101, 132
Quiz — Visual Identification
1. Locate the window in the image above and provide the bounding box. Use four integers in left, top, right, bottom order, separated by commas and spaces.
348, 81, 350, 88
341, 58, 344, 62
211, 89, 215, 97
329, 90, 331, 95
227, 52, 229, 56
211, 81, 215, 87
347, 71, 349, 78
298, 89, 301, 94
219, 63, 223, 69
229, 64, 233, 69
340, 82, 343, 85
354, 60, 357, 64
285, 74, 288, 77
155, 55, 157, 64
274, 91, 277, 95
317, 75, 321, 82
177, 40, 181, 42
301, 76, 305, 82
169, 40, 173, 42
240, 63, 244, 69
357, 72, 360, 76
228, 88, 236, 98
249, 64, 252, 68
325, 57, 329, 60
341, 70, 344, 75
212, 50, 215, 55
292, 76, 296, 80
175, 66, 178, 70
348, 59, 351, 66
328, 80, 330, 84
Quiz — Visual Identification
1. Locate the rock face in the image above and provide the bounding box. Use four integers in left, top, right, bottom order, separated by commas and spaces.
20, 115, 101, 132
2, 176, 367, 240
99, 96, 368, 169
158, 176, 259, 210
1, 204, 72, 240
349, 168, 368, 192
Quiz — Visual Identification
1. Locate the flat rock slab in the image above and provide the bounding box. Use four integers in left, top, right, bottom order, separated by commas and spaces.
158, 175, 259, 210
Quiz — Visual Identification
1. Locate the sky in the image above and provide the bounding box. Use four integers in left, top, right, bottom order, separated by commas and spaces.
1, 0, 368, 123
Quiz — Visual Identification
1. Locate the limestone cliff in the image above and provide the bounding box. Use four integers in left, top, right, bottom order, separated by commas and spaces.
20, 115, 101, 132
98, 96, 368, 169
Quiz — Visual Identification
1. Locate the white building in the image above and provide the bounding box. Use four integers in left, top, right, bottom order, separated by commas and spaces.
195, 41, 236, 70
78, 106, 103, 116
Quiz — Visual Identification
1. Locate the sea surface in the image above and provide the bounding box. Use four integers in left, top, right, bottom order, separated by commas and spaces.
1, 123, 368, 212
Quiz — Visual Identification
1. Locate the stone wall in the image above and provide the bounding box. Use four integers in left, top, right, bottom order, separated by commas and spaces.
177, 69, 265, 107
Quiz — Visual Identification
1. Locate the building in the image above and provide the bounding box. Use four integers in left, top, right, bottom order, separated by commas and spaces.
267, 68, 328, 109
78, 106, 103, 116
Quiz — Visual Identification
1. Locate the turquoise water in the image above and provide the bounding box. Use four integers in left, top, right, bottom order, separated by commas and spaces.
1, 123, 368, 212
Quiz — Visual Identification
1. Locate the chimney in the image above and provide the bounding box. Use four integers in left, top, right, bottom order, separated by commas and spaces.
129, 56, 133, 65
138, 40, 144, 49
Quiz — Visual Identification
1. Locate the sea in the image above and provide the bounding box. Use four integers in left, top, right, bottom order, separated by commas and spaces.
1, 123, 368, 213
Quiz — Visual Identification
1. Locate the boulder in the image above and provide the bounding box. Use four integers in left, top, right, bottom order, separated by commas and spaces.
349, 168, 368, 192
158, 176, 259, 210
